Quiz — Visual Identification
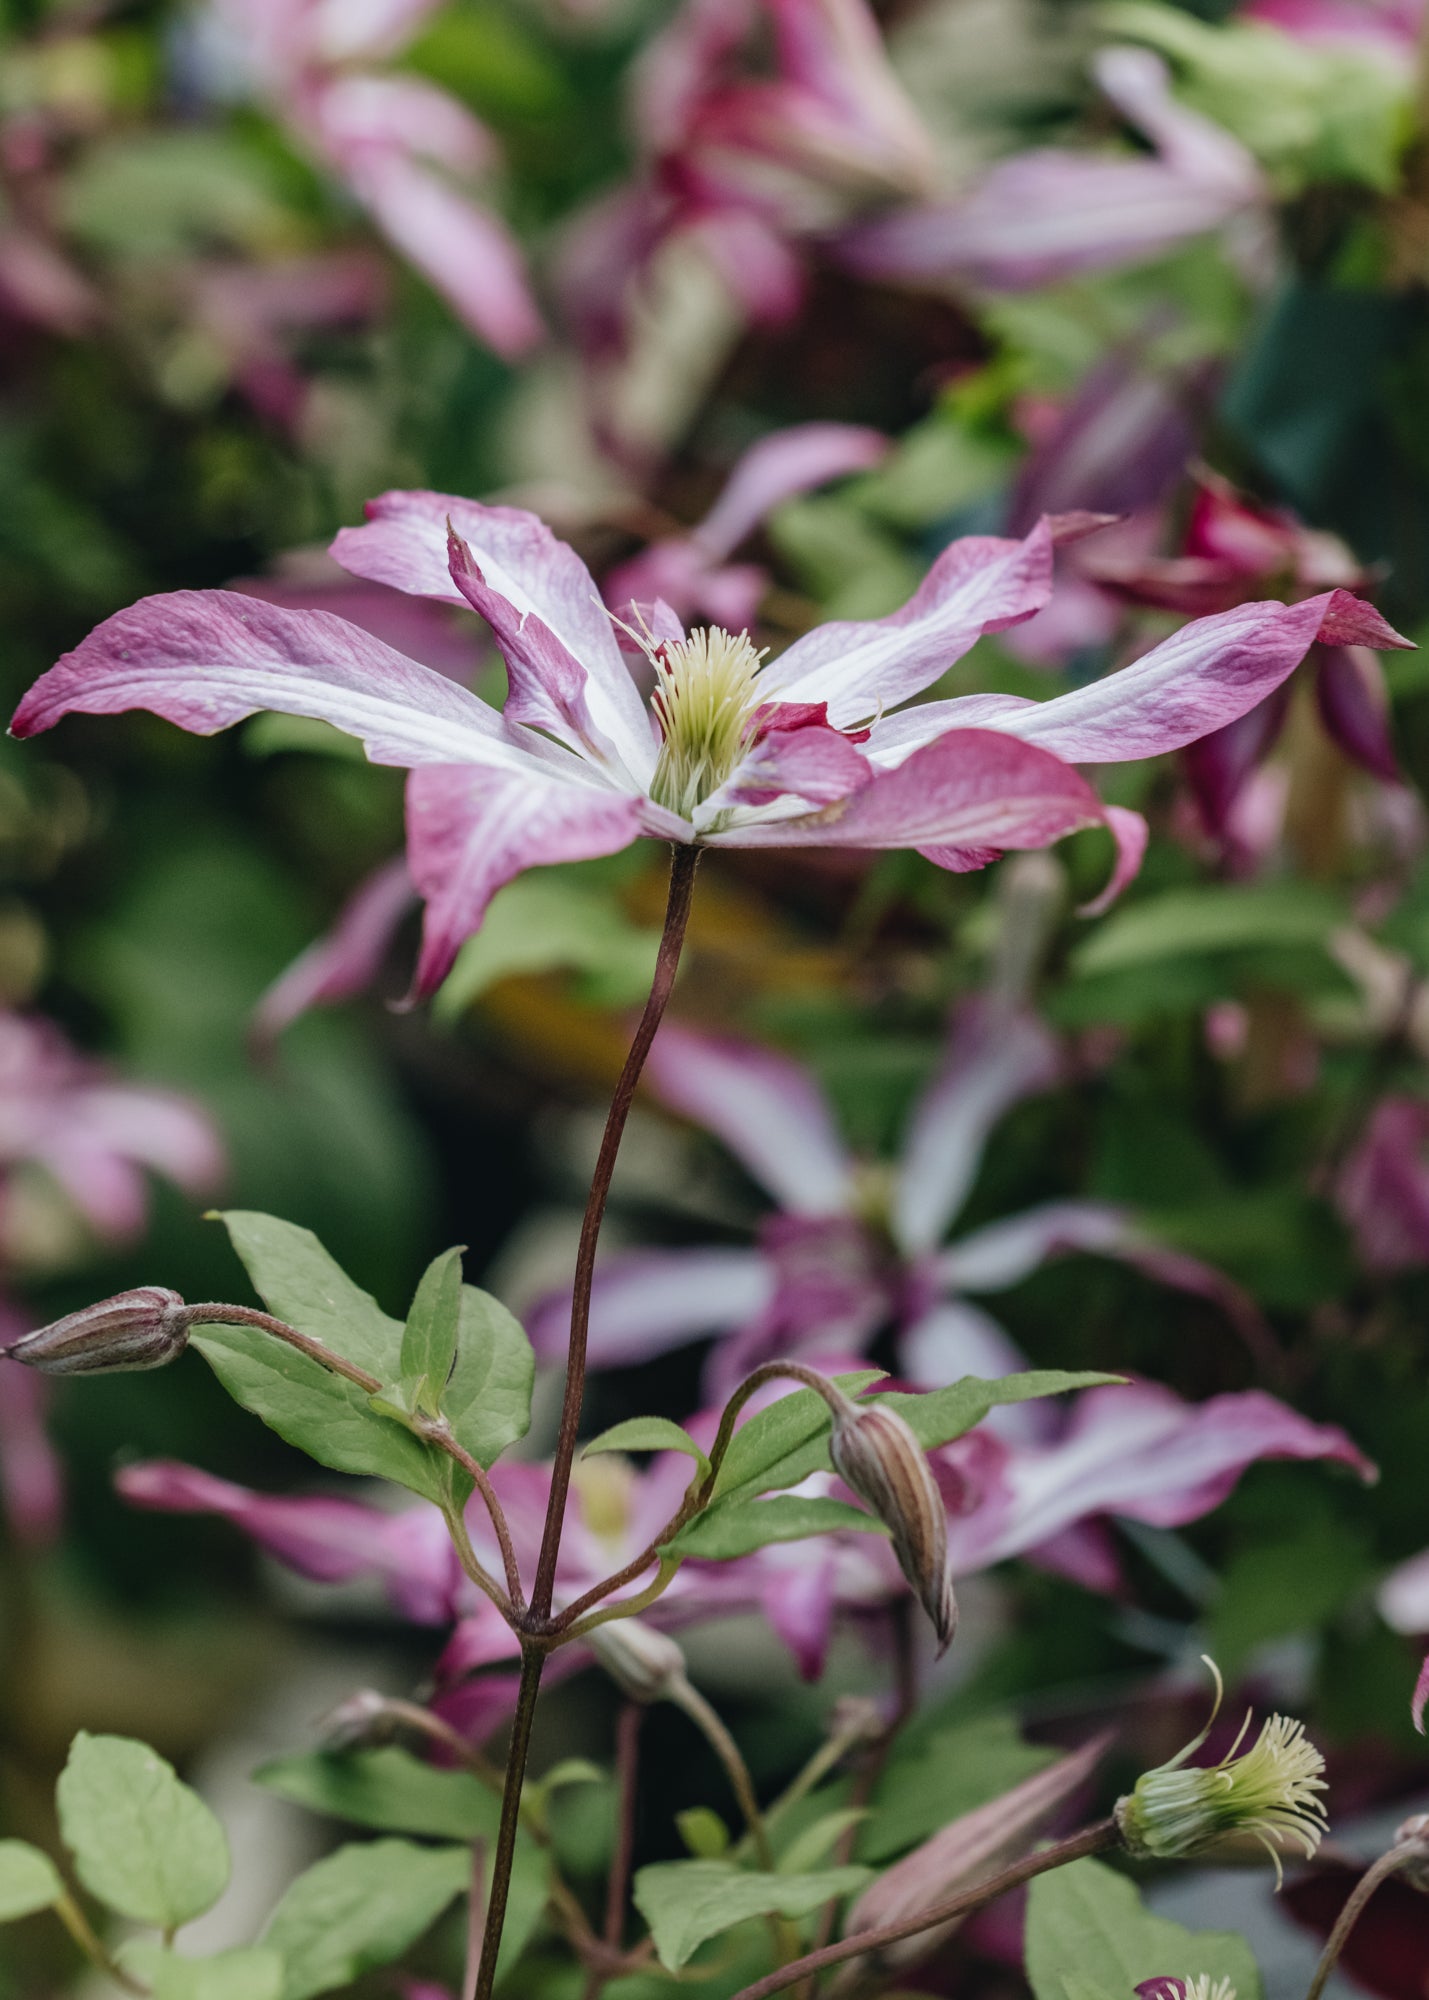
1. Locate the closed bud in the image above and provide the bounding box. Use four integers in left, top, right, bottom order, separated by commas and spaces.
1116, 1660, 1327, 1882
828, 1400, 956, 1654
588, 1618, 687, 1704
5, 1288, 192, 1375
318, 1689, 398, 1751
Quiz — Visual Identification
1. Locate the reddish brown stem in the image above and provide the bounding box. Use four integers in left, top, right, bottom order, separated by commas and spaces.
582, 1702, 644, 2000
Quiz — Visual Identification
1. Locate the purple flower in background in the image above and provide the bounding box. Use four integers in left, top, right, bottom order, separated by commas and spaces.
199, 0, 542, 356
604, 422, 890, 631
839, 49, 1264, 295
12, 490, 1407, 998
529, 1004, 1269, 1398
1335, 1097, 1429, 1276
1242, 0, 1420, 61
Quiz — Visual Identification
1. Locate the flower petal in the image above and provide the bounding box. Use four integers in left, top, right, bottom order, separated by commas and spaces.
251, 856, 416, 1048
404, 765, 643, 996
332, 490, 656, 781
526, 1245, 772, 1366
10, 590, 545, 773
756, 521, 1057, 725
867, 590, 1412, 768
1316, 643, 1400, 781
694, 422, 889, 560
643, 1022, 853, 1212
892, 1003, 1061, 1254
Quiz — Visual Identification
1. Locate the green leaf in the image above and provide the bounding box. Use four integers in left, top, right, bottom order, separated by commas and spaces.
263, 1840, 472, 2000
255, 1748, 497, 1842
194, 1213, 440, 1500
443, 1285, 535, 1469
400, 1247, 464, 1418
0, 1841, 63, 1921
1024, 1858, 1263, 2000
880, 1373, 1123, 1453
123, 1945, 285, 2000
56, 1733, 229, 1930
1070, 883, 1341, 977
584, 1417, 710, 1481
712, 1372, 885, 1503
862, 1713, 1056, 1862
436, 872, 661, 1017
777, 1810, 867, 1876
665, 1495, 880, 1560
633, 1860, 870, 1971
677, 1809, 731, 1859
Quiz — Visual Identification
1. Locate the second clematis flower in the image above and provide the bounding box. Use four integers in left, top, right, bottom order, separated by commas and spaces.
11, 490, 1408, 998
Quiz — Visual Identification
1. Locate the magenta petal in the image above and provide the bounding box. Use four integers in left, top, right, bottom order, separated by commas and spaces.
403, 765, 643, 995
1337, 1097, 1429, 1274
1315, 643, 1400, 780
0, 1353, 63, 1546
526, 1245, 772, 1366
694, 422, 889, 560
758, 520, 1057, 725
761, 1549, 838, 1680
252, 857, 416, 1047
1180, 684, 1291, 837
714, 716, 871, 813
332, 490, 655, 778
644, 1022, 853, 1212
1077, 803, 1148, 915
1415, 1655, 1429, 1734
711, 728, 1104, 858
893, 1003, 1061, 1254
10, 589, 539, 773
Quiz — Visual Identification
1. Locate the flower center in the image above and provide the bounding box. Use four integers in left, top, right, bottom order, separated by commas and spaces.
649, 626, 766, 819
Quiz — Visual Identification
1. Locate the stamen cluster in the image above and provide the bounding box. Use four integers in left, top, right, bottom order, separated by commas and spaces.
649, 626, 767, 819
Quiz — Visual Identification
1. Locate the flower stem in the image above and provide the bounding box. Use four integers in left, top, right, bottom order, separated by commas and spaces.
54, 1890, 148, 1995
1304, 1837, 1429, 2000
726, 1819, 1120, 2000
473, 842, 701, 2000
582, 1701, 645, 2000
531, 840, 700, 1620
186, 1304, 382, 1392
669, 1673, 775, 1870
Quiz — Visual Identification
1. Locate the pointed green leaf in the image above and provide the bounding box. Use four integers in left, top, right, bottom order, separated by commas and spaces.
216, 1211, 404, 1377
880, 1372, 1124, 1452
633, 1860, 869, 1970
443, 1285, 535, 1468
677, 1810, 730, 1859
0, 1841, 63, 1922
664, 1495, 880, 1560
584, 1417, 710, 1481
263, 1840, 471, 2000
776, 1810, 868, 1876
255, 1747, 497, 1843
123, 1945, 285, 2000
712, 1371, 885, 1502
400, 1247, 464, 1417
56, 1733, 229, 1930
1024, 1859, 1264, 2000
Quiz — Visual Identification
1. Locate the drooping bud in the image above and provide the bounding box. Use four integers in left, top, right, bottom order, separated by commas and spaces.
5, 1288, 192, 1375
588, 1618, 687, 1704
317, 1689, 398, 1751
1116, 1659, 1327, 1882
828, 1400, 956, 1654
1137, 1981, 1237, 2000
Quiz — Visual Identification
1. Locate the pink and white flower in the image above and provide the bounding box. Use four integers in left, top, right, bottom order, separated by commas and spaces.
11, 490, 1407, 1000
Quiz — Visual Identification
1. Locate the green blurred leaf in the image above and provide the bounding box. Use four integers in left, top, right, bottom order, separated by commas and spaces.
665, 1495, 880, 1560
584, 1417, 710, 1479
1072, 883, 1342, 976
1209, 1515, 1374, 1675
256, 1748, 497, 1843
633, 1861, 869, 1971
56, 1733, 229, 1930
124, 1946, 285, 2000
0, 1841, 63, 1922
63, 132, 297, 257
1025, 1858, 1263, 1999
400, 1246, 464, 1418
862, 1714, 1056, 1862
263, 1841, 471, 2000
677, 1809, 731, 1859
777, 1810, 867, 1876
767, 496, 920, 619
880, 1373, 1124, 1452
438, 873, 661, 1016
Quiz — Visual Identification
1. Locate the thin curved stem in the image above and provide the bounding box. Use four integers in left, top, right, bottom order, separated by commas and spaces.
186, 1304, 381, 1393
54, 1890, 148, 1995
560, 1560, 681, 1642
441, 1498, 516, 1620
726, 1819, 1120, 2000
417, 1415, 524, 1609
669, 1675, 775, 1871
530, 842, 700, 1621
1305, 1838, 1428, 2000
379, 1697, 504, 1793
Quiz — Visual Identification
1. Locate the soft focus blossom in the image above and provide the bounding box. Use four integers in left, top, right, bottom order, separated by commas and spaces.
197, 0, 542, 355
840, 49, 1264, 294
19, 492, 1394, 998
1335, 1096, 1429, 1275
531, 1004, 1268, 1397
1242, 0, 1420, 62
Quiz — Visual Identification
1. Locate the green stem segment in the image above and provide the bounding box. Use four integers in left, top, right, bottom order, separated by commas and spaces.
472, 843, 701, 2000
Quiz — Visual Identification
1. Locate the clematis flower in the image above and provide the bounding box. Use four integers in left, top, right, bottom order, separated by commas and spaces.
839, 48, 1264, 295
118, 1371, 1373, 1706
196, 0, 541, 356
1334, 1096, 1429, 1275
1086, 465, 1398, 843
12, 490, 1407, 1001
529, 1003, 1269, 1398
604, 421, 890, 632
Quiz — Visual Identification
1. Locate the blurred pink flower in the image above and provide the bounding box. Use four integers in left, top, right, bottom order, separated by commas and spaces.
0, 1300, 63, 1548
840, 48, 1264, 294
529, 1004, 1269, 1398
1242, 0, 1421, 60
13, 490, 1406, 998
1336, 1096, 1429, 1274
204, 0, 542, 355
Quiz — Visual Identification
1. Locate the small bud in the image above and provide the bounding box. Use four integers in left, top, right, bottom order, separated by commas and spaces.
588, 1618, 687, 1704
1393, 1812, 1429, 1892
317, 1689, 399, 1751
1137, 1981, 1237, 2000
1116, 1659, 1327, 1882
828, 1401, 956, 1654
5, 1288, 191, 1375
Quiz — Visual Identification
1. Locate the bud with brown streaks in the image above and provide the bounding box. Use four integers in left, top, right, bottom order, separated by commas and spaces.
828, 1399, 956, 1654
5, 1288, 192, 1375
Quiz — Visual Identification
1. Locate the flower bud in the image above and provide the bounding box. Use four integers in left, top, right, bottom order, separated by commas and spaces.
828, 1401, 956, 1654
5, 1288, 192, 1375
1137, 1981, 1237, 2000
1394, 1812, 1429, 1892
1116, 1660, 1327, 1881
588, 1618, 687, 1704
318, 1689, 399, 1751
